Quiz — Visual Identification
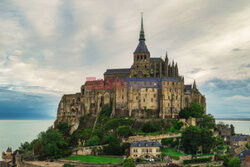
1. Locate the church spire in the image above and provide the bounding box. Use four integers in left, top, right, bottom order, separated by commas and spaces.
139, 12, 145, 41
193, 80, 197, 89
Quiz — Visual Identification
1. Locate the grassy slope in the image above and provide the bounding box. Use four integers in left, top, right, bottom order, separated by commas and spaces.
161, 147, 187, 156
65, 155, 122, 164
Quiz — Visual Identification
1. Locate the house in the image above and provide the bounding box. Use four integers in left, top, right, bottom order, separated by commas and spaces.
130, 141, 162, 159
232, 135, 248, 147
236, 149, 250, 167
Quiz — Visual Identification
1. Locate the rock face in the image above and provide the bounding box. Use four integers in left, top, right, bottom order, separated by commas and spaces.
54, 15, 206, 131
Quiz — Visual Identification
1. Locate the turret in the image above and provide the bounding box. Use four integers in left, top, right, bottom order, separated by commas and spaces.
175, 63, 178, 77
165, 51, 169, 76
171, 60, 175, 77
193, 80, 197, 89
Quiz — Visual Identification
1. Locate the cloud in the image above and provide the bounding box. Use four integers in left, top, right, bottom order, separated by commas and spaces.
0, 0, 250, 119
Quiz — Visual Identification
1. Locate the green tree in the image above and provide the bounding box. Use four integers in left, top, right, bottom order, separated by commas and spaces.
122, 158, 135, 167
198, 114, 216, 129
179, 102, 205, 118
181, 126, 201, 154
171, 120, 183, 130
117, 125, 133, 138
103, 135, 122, 155
36, 127, 69, 159
56, 122, 71, 137
228, 157, 241, 167
85, 135, 100, 146
141, 122, 160, 133
200, 128, 216, 153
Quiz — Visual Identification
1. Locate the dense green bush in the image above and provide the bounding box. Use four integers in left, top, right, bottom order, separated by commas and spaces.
183, 157, 212, 164
228, 157, 241, 167
161, 138, 174, 146
141, 122, 161, 133
179, 102, 204, 119
117, 125, 133, 138
85, 135, 100, 146
122, 158, 135, 167
171, 120, 183, 130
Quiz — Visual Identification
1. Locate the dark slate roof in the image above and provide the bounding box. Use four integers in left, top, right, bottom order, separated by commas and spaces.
130, 141, 162, 147
185, 85, 192, 91
236, 149, 250, 162
104, 68, 130, 74
150, 57, 163, 62
134, 40, 149, 53
6, 147, 12, 152
232, 135, 247, 142
162, 77, 181, 82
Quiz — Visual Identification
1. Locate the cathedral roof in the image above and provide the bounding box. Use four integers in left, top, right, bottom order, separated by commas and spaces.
150, 57, 164, 62
104, 68, 130, 74
134, 40, 150, 53
162, 77, 181, 82
134, 13, 150, 54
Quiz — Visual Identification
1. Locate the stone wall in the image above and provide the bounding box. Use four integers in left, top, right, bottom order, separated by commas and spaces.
122, 133, 181, 143
72, 145, 105, 156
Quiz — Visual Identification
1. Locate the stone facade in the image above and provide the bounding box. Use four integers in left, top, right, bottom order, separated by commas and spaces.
54, 15, 206, 130
130, 141, 161, 159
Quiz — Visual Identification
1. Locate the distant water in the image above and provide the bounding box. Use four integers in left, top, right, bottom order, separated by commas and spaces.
0, 119, 249, 160
216, 120, 250, 135
0, 120, 54, 160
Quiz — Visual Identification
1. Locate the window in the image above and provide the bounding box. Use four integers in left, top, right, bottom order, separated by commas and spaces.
176, 95, 178, 100
144, 55, 146, 60
172, 82, 175, 85
154, 94, 156, 98
142, 149, 145, 152
151, 98, 153, 102
149, 149, 152, 152
122, 95, 124, 100
137, 55, 139, 61
143, 99, 145, 102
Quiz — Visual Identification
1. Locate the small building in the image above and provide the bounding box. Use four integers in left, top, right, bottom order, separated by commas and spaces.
130, 141, 161, 160
236, 149, 250, 167
232, 135, 248, 147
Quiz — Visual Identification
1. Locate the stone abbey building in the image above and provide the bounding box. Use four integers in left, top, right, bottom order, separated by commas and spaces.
54, 15, 206, 129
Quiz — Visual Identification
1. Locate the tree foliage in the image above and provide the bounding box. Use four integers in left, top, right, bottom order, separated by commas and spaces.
198, 114, 216, 129
171, 120, 183, 130
179, 102, 205, 119
122, 158, 135, 167
56, 122, 71, 137
36, 127, 69, 159
228, 157, 241, 167
181, 126, 216, 154
141, 122, 161, 133
117, 125, 133, 138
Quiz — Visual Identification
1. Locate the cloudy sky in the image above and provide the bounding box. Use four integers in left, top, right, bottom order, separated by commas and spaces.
0, 0, 249, 119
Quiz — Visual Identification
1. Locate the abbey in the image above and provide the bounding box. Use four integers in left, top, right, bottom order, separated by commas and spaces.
54, 15, 206, 129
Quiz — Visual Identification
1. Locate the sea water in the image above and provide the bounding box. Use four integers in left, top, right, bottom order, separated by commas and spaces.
0, 119, 249, 160
0, 120, 54, 160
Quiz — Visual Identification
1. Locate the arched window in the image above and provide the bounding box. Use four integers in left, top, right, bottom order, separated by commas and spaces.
144, 55, 146, 60
137, 55, 139, 61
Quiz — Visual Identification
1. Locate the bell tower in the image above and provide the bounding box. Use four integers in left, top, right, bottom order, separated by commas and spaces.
131, 13, 150, 78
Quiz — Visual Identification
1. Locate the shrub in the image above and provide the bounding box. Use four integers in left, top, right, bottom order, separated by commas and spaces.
85, 136, 100, 146
161, 138, 174, 146
141, 122, 161, 133
228, 157, 241, 167
122, 158, 135, 167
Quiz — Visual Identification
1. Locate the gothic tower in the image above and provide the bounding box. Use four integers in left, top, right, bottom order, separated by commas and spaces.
131, 13, 151, 78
